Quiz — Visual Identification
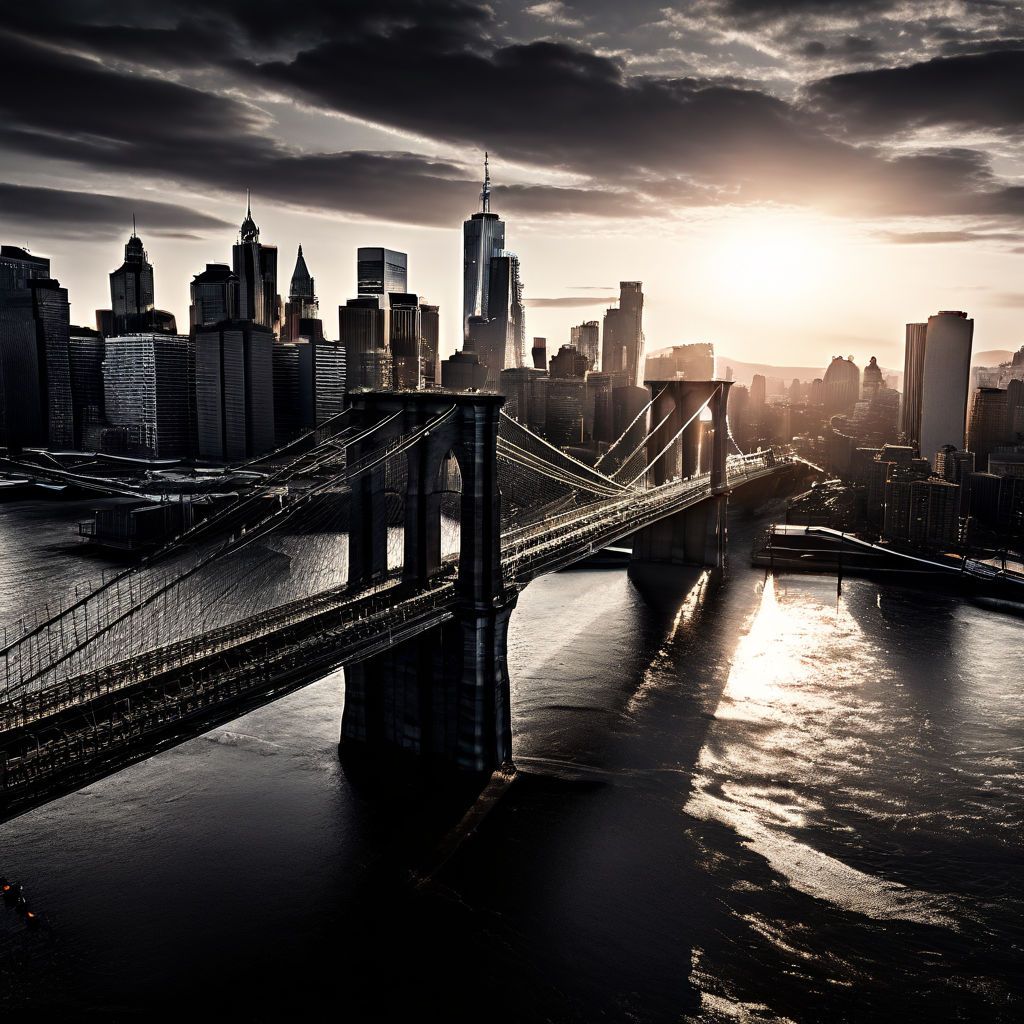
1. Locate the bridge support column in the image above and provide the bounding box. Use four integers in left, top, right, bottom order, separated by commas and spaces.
340, 391, 513, 776
340, 596, 517, 772
630, 378, 732, 575
630, 493, 727, 571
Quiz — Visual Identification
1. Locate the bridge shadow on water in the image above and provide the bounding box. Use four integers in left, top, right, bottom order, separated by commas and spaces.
315, 552, 745, 1023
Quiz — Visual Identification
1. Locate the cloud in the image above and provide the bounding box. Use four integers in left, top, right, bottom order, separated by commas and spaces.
993, 292, 1024, 308
525, 1, 583, 28
525, 295, 618, 307
2, 5, 1024, 234
877, 229, 1023, 244
807, 49, 1024, 137
0, 183, 232, 240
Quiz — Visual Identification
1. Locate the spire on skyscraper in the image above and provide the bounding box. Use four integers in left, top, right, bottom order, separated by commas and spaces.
240, 188, 259, 243
289, 243, 314, 301
481, 151, 491, 213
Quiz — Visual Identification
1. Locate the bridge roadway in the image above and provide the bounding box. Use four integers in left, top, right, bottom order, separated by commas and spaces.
0, 455, 786, 818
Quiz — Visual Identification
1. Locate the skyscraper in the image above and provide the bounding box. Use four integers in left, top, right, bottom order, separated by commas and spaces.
601, 282, 644, 386
861, 356, 884, 398
570, 321, 600, 370
966, 387, 1009, 471
0, 245, 50, 448
0, 246, 74, 449
420, 303, 440, 387
102, 333, 191, 457
462, 153, 507, 340
822, 356, 860, 417
282, 245, 323, 344
357, 247, 408, 296
69, 325, 105, 450
190, 264, 239, 329
232, 193, 278, 334
339, 297, 390, 391
99, 224, 179, 336
531, 338, 547, 371
195, 319, 275, 461
109, 225, 153, 333
272, 340, 345, 443
900, 322, 928, 445
389, 291, 422, 389
919, 311, 973, 465
482, 251, 525, 374
549, 345, 588, 379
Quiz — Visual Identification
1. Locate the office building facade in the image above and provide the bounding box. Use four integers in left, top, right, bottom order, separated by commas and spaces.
919, 311, 973, 466
102, 333, 191, 457
195, 320, 275, 461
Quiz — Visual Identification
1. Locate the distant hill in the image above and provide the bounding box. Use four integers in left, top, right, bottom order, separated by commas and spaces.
973, 349, 1014, 366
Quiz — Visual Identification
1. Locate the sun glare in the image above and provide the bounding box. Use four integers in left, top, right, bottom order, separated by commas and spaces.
709, 213, 829, 302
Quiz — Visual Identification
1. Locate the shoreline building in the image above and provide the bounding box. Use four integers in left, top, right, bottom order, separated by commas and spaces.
102, 333, 190, 457
195, 319, 275, 461
918, 311, 974, 466
900, 322, 928, 446
0, 246, 73, 449
69, 325, 106, 450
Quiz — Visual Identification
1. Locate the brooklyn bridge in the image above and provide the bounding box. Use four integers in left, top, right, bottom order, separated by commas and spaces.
0, 380, 810, 820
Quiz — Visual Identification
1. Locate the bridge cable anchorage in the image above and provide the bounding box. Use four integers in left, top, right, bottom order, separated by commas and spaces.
0, 406, 445, 699
622, 384, 722, 489
593, 385, 668, 472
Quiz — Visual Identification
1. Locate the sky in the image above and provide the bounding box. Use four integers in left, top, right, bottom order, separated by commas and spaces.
1, 0, 1023, 371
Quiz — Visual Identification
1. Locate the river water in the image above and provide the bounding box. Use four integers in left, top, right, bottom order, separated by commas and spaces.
0, 498, 1021, 1021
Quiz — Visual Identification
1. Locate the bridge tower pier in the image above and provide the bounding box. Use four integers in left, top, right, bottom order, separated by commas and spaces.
341, 392, 515, 773
630, 379, 733, 573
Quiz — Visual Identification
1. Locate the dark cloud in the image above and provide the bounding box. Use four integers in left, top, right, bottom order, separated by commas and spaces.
0, 31, 650, 227
877, 229, 1023, 244
807, 49, 1024, 137
713, 0, 894, 26
524, 295, 617, 307
0, 183, 231, 240
1, 5, 1024, 233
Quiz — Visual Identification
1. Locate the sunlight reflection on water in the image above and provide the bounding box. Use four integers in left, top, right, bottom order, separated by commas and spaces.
685, 575, 964, 929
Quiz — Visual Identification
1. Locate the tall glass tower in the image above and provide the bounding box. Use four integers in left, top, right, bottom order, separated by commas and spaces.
109, 224, 155, 334
462, 153, 506, 340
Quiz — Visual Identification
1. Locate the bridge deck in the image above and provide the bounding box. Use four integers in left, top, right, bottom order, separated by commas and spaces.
0, 457, 794, 820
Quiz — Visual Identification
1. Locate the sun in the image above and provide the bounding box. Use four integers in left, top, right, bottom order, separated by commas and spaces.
709, 211, 829, 302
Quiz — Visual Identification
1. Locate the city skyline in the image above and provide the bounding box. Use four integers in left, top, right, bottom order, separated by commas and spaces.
3, 3, 1024, 366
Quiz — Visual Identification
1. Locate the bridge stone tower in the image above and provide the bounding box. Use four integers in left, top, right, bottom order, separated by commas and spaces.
630, 379, 733, 571
341, 391, 515, 773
